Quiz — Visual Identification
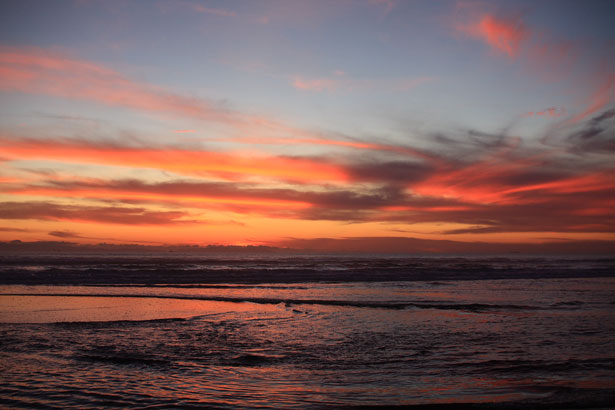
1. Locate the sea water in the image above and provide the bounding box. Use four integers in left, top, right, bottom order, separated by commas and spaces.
0, 254, 614, 408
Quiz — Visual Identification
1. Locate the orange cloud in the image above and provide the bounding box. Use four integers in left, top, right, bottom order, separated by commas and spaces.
0, 176, 25, 183
0, 137, 348, 183
412, 165, 528, 204
379, 205, 471, 212
412, 155, 613, 205
500, 171, 614, 196
459, 14, 528, 58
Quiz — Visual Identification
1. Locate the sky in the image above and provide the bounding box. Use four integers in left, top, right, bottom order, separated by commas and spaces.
0, 0, 613, 251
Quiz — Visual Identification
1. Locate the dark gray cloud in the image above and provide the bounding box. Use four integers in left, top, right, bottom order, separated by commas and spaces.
0, 202, 194, 225
346, 160, 433, 184
276, 236, 615, 254
48, 230, 83, 238
43, 178, 407, 211
0, 226, 32, 232
567, 109, 615, 154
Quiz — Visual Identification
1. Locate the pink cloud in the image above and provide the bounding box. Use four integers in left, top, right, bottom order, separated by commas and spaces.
190, 4, 236, 17
2, 46, 412, 149
524, 107, 566, 118
459, 13, 529, 58
0, 46, 238, 125
454, 7, 611, 126
0, 46, 347, 146
291, 76, 337, 92
159, 1, 236, 18
368, 0, 396, 16
291, 74, 434, 93
567, 72, 615, 124
526, 38, 576, 80
455, 4, 578, 79
395, 77, 435, 91
0, 45, 435, 146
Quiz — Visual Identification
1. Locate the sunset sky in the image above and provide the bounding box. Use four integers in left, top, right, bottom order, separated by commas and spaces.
0, 0, 613, 250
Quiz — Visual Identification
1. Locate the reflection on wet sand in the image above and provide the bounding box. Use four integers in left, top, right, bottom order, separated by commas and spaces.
0, 295, 282, 323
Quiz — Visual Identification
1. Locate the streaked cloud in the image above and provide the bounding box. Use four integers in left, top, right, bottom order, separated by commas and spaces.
1, 46, 432, 155
0, 136, 348, 183
0, 46, 237, 124
0, 226, 32, 232
567, 72, 615, 124
290, 74, 434, 93
368, 0, 396, 16
188, 3, 236, 17
292, 76, 337, 92
157, 0, 236, 17
48, 230, 83, 239
566, 109, 615, 154
523, 107, 566, 118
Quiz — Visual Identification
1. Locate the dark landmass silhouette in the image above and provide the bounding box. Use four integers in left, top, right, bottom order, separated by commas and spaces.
1, 237, 614, 254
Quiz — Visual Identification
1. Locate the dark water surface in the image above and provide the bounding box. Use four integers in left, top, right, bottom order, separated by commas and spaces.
1, 254, 614, 409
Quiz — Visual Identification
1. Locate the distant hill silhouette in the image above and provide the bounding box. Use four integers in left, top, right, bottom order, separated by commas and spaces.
1, 237, 614, 254
0, 240, 285, 254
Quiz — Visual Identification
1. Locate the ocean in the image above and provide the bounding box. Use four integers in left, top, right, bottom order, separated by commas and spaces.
0, 254, 614, 409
